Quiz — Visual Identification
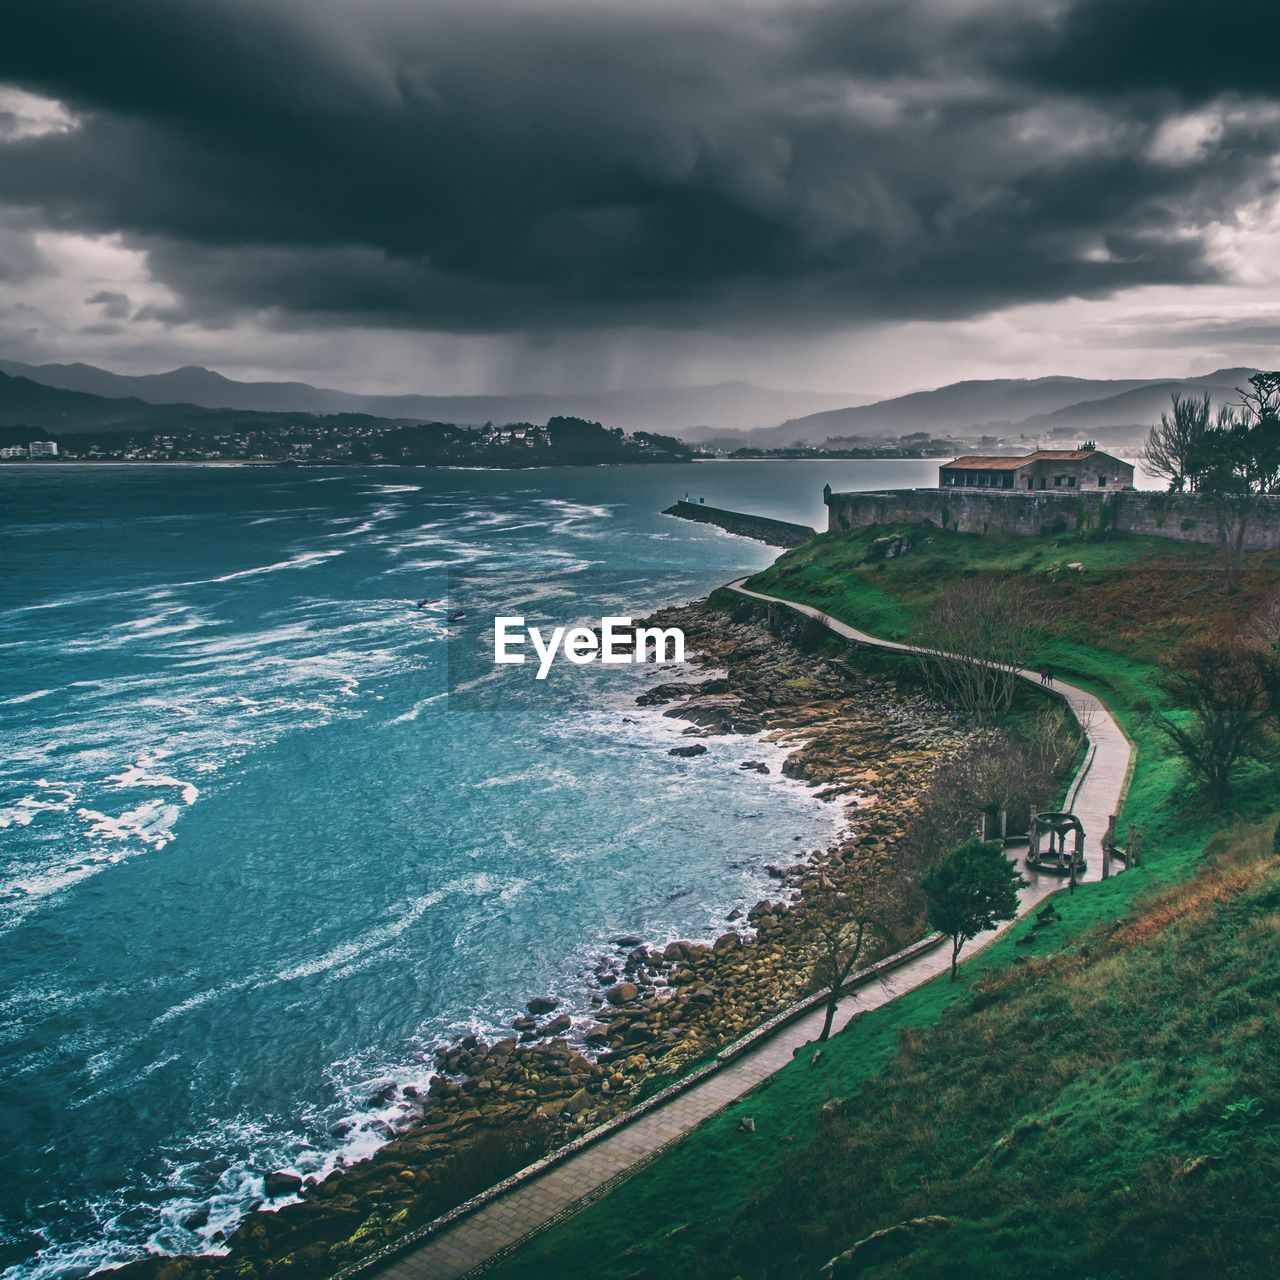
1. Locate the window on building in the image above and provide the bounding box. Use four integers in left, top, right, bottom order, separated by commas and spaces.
1026, 479, 1033, 490
1098, 475, 1107, 487
1067, 476, 1076, 487
1054, 476, 1063, 487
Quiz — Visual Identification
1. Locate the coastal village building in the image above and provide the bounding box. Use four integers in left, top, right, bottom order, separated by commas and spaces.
0, 441, 59, 459
939, 445, 1133, 492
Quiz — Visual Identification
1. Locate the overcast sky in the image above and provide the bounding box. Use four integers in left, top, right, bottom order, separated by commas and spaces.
1, 0, 1278, 397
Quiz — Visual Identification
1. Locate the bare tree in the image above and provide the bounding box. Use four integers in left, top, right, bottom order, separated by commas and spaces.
915, 577, 1047, 724
898, 720, 1079, 879
1140, 391, 1212, 491
1155, 640, 1272, 803
810, 915, 875, 1042
1247, 588, 1280, 653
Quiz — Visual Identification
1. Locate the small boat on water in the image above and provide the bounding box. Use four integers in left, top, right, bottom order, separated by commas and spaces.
416, 598, 442, 609
447, 608, 467, 623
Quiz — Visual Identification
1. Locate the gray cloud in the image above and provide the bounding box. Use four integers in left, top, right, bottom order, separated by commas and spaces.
85, 288, 130, 319
0, 0, 1278, 340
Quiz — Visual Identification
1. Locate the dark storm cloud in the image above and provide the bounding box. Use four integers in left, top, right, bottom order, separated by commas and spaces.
1007, 0, 1280, 102
1, 0, 1278, 335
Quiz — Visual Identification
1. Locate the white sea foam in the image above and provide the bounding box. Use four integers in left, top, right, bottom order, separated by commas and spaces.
0, 780, 80, 834
272, 875, 518, 985
1, 688, 53, 705
389, 692, 446, 724
273, 891, 447, 983
107, 758, 200, 806
326, 519, 377, 538
77, 799, 182, 850
153, 974, 262, 1025
200, 549, 345, 585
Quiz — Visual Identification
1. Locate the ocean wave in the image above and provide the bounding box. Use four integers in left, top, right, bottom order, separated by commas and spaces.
153, 974, 263, 1026
107, 607, 210, 642
0, 688, 54, 705
388, 692, 446, 724
201, 549, 346, 585
272, 891, 444, 984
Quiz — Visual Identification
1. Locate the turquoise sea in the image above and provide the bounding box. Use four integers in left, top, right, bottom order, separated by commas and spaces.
0, 459, 940, 1278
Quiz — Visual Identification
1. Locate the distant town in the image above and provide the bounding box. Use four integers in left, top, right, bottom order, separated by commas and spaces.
0, 420, 1063, 468
0, 417, 700, 468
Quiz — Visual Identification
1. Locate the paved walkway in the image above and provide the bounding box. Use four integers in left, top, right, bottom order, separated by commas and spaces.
371, 583, 1135, 1280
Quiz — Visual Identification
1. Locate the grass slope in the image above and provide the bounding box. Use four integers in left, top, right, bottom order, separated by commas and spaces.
488, 526, 1280, 1280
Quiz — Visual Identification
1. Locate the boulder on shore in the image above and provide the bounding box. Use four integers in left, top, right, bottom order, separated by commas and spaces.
668, 743, 708, 758
263, 1171, 303, 1199
526, 995, 559, 1015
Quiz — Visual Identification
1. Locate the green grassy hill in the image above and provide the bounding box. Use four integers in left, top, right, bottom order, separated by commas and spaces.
488, 525, 1280, 1280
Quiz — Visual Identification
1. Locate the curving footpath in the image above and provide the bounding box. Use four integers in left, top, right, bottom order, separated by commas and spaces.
366, 582, 1134, 1280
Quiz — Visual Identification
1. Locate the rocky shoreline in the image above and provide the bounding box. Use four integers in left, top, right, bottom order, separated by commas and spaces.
123, 596, 988, 1280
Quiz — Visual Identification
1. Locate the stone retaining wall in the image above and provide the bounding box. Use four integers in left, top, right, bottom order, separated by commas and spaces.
822, 486, 1280, 550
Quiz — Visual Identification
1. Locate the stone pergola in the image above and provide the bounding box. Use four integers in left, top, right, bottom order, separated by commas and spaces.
1026, 810, 1085, 876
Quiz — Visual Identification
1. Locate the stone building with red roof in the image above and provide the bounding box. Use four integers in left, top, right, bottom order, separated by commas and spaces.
938, 445, 1134, 493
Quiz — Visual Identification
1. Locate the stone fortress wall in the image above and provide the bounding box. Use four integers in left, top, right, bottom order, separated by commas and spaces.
823, 485, 1280, 551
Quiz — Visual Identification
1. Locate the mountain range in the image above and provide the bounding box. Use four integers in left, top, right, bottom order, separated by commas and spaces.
0, 358, 1266, 446
720, 367, 1265, 449
0, 360, 872, 434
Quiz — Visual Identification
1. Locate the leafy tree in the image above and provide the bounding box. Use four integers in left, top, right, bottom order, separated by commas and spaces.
1179, 374, 1280, 593
1155, 640, 1273, 804
632, 430, 693, 460
921, 838, 1024, 980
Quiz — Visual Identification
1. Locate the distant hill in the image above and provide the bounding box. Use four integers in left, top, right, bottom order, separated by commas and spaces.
1017, 369, 1263, 435
0, 359, 874, 433
756, 367, 1265, 448
3, 356, 1265, 447
0, 371, 411, 435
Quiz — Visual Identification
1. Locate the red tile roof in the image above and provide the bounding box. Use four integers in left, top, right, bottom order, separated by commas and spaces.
941, 449, 1107, 471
